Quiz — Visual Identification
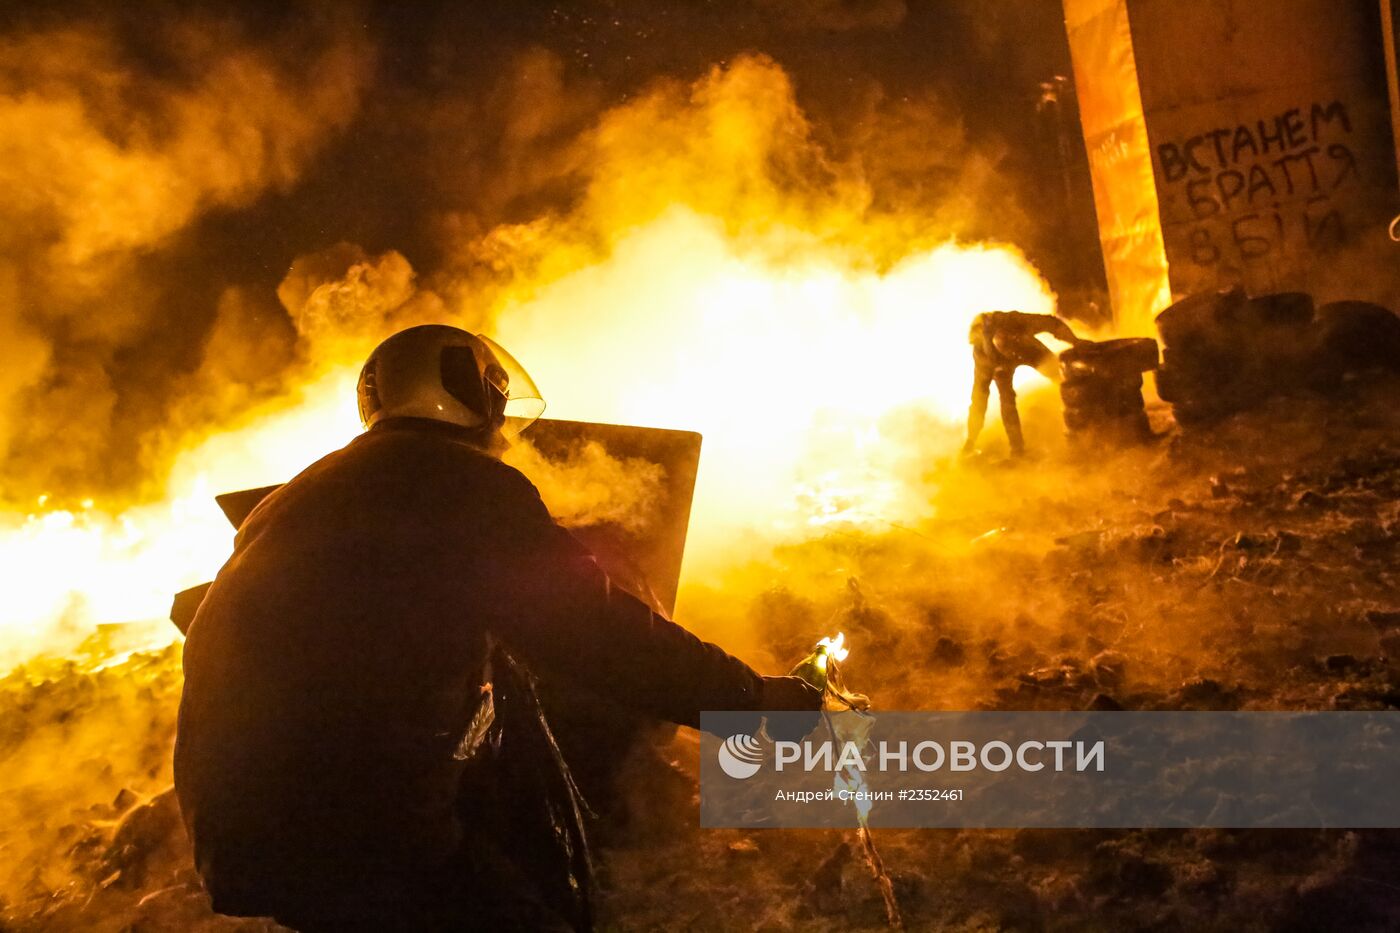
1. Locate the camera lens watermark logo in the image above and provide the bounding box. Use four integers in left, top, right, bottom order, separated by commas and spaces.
718, 733, 764, 779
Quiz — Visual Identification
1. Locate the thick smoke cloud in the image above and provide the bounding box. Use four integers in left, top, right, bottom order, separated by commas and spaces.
431, 50, 1037, 319
0, 1, 1084, 510
0, 7, 373, 501
278, 243, 445, 356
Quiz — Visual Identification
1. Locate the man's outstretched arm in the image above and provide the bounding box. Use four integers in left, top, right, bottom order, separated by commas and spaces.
482, 469, 817, 728
1032, 314, 1082, 345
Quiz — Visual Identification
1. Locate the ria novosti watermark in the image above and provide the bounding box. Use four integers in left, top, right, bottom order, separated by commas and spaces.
699, 711, 1400, 829
729, 736, 1104, 778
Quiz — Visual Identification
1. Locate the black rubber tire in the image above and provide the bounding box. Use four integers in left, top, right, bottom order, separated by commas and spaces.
1060, 337, 1160, 374
1154, 366, 1213, 404
1231, 292, 1315, 329
1063, 364, 1148, 387
1155, 287, 1246, 348
1061, 381, 1144, 409
1316, 301, 1400, 374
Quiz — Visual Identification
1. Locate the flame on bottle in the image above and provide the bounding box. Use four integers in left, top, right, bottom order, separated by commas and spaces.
816, 631, 849, 663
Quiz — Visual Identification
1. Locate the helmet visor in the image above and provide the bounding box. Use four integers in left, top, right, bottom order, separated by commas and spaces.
479, 335, 545, 436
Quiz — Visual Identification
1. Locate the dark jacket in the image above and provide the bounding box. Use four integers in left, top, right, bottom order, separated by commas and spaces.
174, 418, 761, 909
969, 311, 1077, 367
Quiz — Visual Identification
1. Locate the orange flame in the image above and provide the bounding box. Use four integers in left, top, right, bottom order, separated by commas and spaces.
0, 56, 1058, 667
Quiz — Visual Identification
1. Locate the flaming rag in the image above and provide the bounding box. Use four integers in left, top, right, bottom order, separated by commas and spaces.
174, 416, 763, 931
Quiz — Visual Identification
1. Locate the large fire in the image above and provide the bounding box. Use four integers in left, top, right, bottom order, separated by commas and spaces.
0, 55, 1056, 670
1, 232, 1052, 668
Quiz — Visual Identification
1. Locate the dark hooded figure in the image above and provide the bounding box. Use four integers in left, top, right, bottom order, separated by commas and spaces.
174, 324, 821, 931
962, 310, 1083, 457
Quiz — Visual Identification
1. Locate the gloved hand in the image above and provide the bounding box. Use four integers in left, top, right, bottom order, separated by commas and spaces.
760, 675, 823, 742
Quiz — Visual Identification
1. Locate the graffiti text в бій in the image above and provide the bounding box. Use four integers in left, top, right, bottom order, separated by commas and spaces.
1155, 101, 1360, 267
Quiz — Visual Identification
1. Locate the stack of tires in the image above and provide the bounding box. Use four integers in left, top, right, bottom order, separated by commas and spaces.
1153, 288, 1400, 426
1059, 337, 1160, 445
1154, 288, 1314, 425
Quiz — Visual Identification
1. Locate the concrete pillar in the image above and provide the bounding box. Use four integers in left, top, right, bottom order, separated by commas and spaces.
1064, 0, 1172, 335
1066, 0, 1400, 330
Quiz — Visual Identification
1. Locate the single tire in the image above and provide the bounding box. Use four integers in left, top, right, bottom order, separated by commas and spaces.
1061, 359, 1105, 380
1160, 343, 1244, 387
1228, 292, 1315, 330
1154, 366, 1208, 404
1315, 301, 1400, 374
1060, 337, 1160, 374
1061, 378, 1141, 405
1155, 287, 1247, 348
1063, 367, 1144, 390
1061, 382, 1144, 411
1064, 397, 1146, 425
1105, 391, 1148, 415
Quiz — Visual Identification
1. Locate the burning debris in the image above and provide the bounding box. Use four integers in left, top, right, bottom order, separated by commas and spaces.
788, 636, 902, 929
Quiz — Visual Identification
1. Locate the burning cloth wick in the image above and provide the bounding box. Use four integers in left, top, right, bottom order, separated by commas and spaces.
790, 633, 901, 928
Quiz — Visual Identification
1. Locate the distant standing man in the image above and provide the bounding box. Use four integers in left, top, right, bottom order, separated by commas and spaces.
962, 310, 1084, 457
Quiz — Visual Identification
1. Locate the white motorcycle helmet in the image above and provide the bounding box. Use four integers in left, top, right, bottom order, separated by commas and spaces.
356, 325, 545, 442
